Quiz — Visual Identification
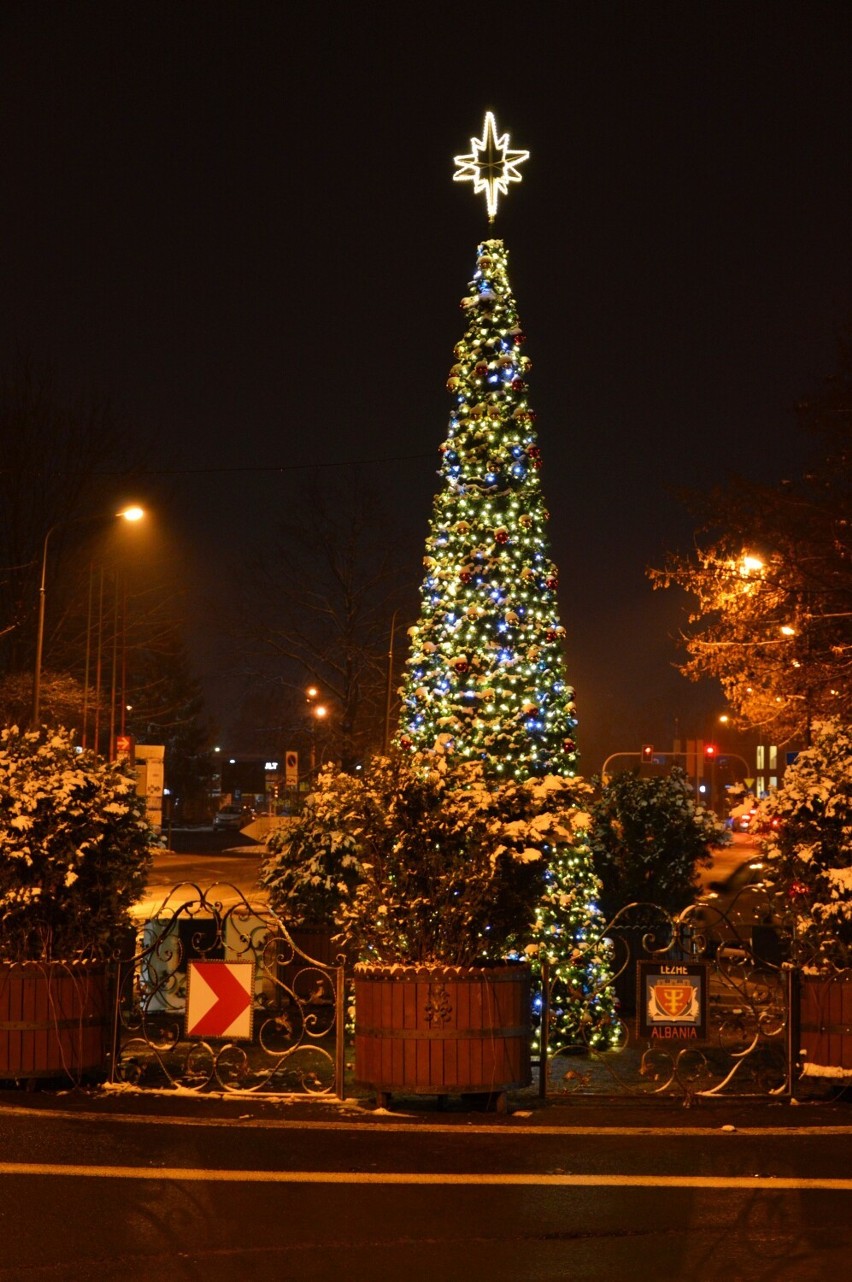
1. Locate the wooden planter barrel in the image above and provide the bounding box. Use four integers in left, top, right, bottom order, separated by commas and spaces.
798, 973, 852, 1074
0, 961, 111, 1082
354, 961, 531, 1104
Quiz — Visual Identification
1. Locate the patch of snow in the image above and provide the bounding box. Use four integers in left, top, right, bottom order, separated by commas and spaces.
800, 1063, 852, 1079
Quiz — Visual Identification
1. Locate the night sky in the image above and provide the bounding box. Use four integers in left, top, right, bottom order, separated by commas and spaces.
2, 3, 851, 772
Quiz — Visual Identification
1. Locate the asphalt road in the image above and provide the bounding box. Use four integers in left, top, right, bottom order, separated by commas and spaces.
1, 1101, 850, 1281
145, 827, 760, 915
140, 830, 266, 918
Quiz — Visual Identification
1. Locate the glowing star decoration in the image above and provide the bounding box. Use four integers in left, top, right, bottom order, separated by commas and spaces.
453, 111, 529, 223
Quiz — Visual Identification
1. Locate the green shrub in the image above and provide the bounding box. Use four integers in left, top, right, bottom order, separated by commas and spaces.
590, 766, 727, 920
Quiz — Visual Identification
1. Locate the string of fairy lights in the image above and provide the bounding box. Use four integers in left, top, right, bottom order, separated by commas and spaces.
398, 239, 579, 780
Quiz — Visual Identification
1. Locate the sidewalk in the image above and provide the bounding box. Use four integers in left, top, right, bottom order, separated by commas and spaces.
2, 1075, 850, 1131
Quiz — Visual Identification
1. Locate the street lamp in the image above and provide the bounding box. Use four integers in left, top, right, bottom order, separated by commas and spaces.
32, 505, 145, 728
305, 686, 328, 775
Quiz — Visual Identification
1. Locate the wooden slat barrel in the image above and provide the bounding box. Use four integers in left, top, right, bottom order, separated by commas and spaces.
0, 961, 110, 1081
354, 961, 531, 1097
799, 974, 852, 1073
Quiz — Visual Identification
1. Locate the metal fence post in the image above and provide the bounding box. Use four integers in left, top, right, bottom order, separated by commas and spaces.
538, 961, 549, 1100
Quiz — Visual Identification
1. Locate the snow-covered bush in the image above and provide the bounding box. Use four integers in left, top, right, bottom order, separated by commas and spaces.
0, 725, 154, 961
260, 765, 366, 926
755, 720, 852, 970
262, 753, 586, 967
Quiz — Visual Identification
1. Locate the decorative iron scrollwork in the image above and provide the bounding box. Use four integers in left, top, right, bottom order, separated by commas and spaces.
539, 894, 791, 1101
112, 882, 344, 1096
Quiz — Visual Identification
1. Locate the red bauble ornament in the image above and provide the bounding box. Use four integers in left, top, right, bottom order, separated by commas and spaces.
563, 738, 576, 754
545, 577, 558, 591
459, 570, 472, 584
399, 735, 412, 750
454, 661, 469, 674
494, 528, 509, 544
513, 331, 526, 346
511, 377, 525, 391
527, 445, 540, 457
545, 630, 558, 642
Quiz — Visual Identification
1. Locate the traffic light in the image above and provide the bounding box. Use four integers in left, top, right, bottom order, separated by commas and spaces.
641, 744, 654, 763
704, 743, 717, 759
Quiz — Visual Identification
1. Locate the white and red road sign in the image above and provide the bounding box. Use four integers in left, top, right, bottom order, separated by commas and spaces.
186, 960, 255, 1040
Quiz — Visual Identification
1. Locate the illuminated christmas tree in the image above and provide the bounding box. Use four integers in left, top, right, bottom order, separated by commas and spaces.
399, 237, 579, 778
397, 115, 618, 1050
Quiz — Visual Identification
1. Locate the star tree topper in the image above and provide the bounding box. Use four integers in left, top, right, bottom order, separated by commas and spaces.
453, 111, 529, 223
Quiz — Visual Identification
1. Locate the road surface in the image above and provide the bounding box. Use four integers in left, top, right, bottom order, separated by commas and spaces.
1, 1100, 850, 1281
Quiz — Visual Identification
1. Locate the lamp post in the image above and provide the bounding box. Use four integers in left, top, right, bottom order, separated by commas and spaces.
31, 505, 145, 728
305, 685, 328, 776
383, 607, 409, 755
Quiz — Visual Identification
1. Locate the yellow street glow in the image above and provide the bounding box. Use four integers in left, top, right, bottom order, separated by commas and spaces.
119, 505, 145, 522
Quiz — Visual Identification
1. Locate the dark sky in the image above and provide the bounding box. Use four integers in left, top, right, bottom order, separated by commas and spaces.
2, 2, 851, 771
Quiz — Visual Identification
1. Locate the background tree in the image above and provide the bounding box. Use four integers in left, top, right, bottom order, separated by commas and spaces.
0, 357, 142, 675
238, 472, 414, 772
0, 357, 214, 800
124, 624, 215, 820
649, 333, 852, 745
0, 671, 91, 730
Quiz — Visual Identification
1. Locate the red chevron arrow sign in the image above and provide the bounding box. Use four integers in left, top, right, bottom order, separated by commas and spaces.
186, 961, 255, 1040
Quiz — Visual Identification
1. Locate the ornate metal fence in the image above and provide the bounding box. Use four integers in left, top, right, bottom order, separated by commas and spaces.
538, 888, 793, 1102
110, 883, 345, 1097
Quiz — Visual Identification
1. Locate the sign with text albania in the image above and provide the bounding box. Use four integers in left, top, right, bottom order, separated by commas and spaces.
637, 961, 708, 1043
186, 961, 255, 1041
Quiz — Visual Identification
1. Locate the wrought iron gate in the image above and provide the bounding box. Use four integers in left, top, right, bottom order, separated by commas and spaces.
538, 896, 793, 1101
110, 883, 346, 1096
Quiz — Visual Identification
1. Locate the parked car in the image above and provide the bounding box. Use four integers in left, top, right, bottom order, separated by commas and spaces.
692, 860, 787, 966
729, 798, 782, 834
213, 805, 252, 831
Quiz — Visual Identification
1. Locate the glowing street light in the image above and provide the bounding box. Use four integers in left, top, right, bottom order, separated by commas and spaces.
32, 505, 146, 727
306, 685, 328, 774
